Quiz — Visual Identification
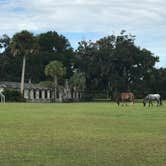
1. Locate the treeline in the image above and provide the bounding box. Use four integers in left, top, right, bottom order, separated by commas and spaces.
0, 30, 166, 99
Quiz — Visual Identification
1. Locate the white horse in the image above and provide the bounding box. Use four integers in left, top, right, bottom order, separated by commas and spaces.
0, 88, 5, 103
143, 94, 162, 107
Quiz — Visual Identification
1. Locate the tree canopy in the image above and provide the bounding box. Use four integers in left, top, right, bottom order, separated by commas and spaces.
45, 60, 66, 83
75, 31, 160, 98
0, 30, 165, 99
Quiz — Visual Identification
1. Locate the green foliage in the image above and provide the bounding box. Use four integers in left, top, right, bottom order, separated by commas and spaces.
0, 30, 165, 98
81, 91, 109, 101
38, 31, 71, 52
141, 68, 166, 98
69, 71, 86, 90
45, 60, 66, 81
3, 89, 25, 102
10, 30, 38, 57
76, 31, 159, 98
0, 31, 74, 83
32, 31, 74, 81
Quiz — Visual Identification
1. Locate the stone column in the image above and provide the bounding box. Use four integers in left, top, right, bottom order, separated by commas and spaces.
73, 88, 77, 100
24, 89, 29, 99
59, 91, 63, 102
47, 90, 50, 99
76, 91, 79, 101
68, 89, 72, 99
42, 90, 45, 100
35, 89, 40, 100
51, 91, 54, 99
30, 89, 34, 100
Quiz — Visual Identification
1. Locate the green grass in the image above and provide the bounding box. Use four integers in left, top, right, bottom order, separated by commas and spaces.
0, 102, 166, 166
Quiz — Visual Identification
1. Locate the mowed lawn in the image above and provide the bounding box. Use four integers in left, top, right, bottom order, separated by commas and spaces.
0, 103, 166, 166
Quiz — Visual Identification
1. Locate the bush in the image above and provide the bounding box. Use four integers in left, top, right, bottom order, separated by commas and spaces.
3, 89, 26, 102
81, 91, 109, 101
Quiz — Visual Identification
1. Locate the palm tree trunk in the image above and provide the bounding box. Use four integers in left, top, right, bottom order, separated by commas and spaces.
54, 76, 58, 102
20, 55, 26, 95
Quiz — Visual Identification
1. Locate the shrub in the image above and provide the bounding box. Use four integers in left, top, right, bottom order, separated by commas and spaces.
3, 89, 25, 102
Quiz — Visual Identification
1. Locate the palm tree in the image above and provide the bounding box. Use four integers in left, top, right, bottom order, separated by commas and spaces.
69, 71, 86, 101
10, 30, 38, 95
44, 60, 66, 102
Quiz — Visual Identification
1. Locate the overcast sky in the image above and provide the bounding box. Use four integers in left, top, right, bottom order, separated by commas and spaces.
0, 0, 166, 67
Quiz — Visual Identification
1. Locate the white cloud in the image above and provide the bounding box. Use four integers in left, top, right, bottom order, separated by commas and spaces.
0, 0, 166, 66
0, 0, 166, 33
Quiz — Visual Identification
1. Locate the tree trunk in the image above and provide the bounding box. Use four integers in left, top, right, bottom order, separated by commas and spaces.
54, 76, 58, 102
20, 55, 26, 95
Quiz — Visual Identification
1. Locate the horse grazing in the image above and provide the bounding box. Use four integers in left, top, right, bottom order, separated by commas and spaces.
116, 92, 134, 106
143, 94, 162, 107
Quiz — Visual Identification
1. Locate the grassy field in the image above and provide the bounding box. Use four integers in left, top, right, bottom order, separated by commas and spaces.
0, 103, 166, 166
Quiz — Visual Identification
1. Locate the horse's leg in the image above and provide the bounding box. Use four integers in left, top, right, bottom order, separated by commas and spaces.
157, 99, 160, 106
117, 101, 120, 106
121, 99, 123, 106
124, 100, 127, 106
117, 99, 120, 106
149, 101, 153, 107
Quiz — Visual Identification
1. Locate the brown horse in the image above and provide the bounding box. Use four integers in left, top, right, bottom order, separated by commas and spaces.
116, 92, 134, 106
